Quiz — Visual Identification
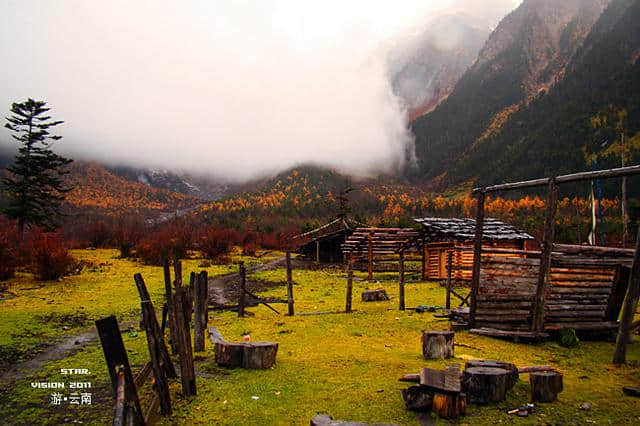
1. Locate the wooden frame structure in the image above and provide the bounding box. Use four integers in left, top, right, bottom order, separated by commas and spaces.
469, 165, 640, 352
341, 228, 422, 280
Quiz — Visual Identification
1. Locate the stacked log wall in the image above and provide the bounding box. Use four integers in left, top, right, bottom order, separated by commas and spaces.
477, 246, 629, 332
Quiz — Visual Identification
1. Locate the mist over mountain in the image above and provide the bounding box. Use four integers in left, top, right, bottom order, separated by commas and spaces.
388, 13, 491, 121
411, 0, 611, 188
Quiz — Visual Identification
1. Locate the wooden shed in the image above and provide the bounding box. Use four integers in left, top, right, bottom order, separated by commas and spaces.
294, 218, 366, 263
414, 217, 534, 281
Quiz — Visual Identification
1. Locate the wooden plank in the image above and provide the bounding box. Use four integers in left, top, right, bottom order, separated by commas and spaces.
470, 327, 549, 339
95, 316, 145, 425
193, 271, 209, 352
140, 300, 172, 416
546, 321, 618, 331
420, 366, 461, 393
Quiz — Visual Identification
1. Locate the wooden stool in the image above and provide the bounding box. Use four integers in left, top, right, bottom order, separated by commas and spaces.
422, 331, 454, 359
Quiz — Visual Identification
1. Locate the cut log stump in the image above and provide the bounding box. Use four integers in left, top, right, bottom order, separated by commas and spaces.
530, 371, 563, 403
432, 392, 466, 419
465, 360, 519, 390
401, 386, 433, 412
214, 342, 246, 368
462, 367, 509, 404
422, 331, 454, 359
242, 342, 279, 369
361, 288, 390, 302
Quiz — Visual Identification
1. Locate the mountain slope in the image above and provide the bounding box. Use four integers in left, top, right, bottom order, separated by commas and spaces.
388, 14, 490, 121
410, 0, 609, 186
457, 0, 640, 186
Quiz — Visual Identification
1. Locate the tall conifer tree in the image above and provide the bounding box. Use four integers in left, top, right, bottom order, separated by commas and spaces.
2, 98, 73, 234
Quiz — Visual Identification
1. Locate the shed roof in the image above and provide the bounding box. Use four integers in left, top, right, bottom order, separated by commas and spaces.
414, 217, 533, 242
293, 218, 367, 247
341, 227, 422, 258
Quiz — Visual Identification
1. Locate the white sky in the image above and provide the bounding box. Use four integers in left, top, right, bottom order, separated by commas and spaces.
0, 0, 521, 180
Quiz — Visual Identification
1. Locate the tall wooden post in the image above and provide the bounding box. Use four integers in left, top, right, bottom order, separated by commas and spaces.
238, 261, 246, 318
346, 256, 353, 313
399, 250, 405, 311
162, 259, 178, 355
286, 250, 294, 316
446, 250, 453, 310
469, 191, 486, 328
421, 239, 427, 281
193, 271, 208, 352
614, 227, 640, 364
532, 178, 559, 332
368, 233, 373, 281
174, 287, 196, 396
315, 240, 320, 263
140, 300, 172, 416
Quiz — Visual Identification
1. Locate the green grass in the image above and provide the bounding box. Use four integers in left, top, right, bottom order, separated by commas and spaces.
1, 250, 640, 425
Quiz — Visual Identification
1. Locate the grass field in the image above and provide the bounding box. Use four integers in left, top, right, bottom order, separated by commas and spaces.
1, 249, 640, 425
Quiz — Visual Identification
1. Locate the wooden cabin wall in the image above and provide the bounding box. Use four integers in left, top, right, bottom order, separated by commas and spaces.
425, 241, 524, 281
477, 249, 626, 332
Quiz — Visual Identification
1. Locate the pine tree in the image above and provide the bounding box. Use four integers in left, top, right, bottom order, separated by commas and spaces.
2, 98, 73, 234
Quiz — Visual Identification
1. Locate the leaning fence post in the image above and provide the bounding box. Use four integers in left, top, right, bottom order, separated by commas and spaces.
346, 255, 353, 313
238, 261, 246, 318
614, 227, 640, 364
95, 315, 145, 425
286, 250, 294, 316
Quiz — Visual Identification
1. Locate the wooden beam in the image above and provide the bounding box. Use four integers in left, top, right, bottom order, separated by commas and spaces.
614, 228, 640, 364
474, 164, 640, 194
469, 191, 485, 327
446, 250, 453, 310
421, 240, 427, 281
532, 178, 559, 332
162, 258, 178, 355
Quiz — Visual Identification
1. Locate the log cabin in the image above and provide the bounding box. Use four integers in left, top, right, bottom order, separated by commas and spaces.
414, 217, 534, 281
294, 218, 367, 263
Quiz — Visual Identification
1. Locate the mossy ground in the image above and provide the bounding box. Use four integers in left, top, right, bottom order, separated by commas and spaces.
1, 249, 640, 425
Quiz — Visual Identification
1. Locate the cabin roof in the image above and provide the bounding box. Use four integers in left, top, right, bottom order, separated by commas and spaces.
293, 217, 368, 246
414, 217, 534, 242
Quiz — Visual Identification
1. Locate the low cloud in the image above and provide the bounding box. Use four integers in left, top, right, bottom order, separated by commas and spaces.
0, 0, 520, 181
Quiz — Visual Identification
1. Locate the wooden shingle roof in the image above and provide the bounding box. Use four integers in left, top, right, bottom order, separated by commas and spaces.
414, 217, 533, 242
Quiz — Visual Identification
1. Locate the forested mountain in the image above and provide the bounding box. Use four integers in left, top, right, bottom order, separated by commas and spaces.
411, 0, 611, 187
388, 13, 490, 121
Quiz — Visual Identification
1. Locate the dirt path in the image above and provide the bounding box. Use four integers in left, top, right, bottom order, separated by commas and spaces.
0, 321, 136, 385
207, 256, 287, 305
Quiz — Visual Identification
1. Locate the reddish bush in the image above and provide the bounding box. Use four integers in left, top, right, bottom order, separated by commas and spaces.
114, 216, 145, 258
199, 227, 241, 261
28, 230, 76, 281
136, 220, 194, 265
0, 219, 19, 281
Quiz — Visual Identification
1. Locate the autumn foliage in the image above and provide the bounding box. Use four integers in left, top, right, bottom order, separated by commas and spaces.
0, 219, 19, 281
136, 220, 195, 265
27, 230, 76, 281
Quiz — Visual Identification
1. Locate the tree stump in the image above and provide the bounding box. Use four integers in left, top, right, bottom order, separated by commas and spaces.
462, 367, 509, 404
242, 342, 279, 369
465, 360, 519, 389
361, 288, 390, 302
401, 386, 433, 411
214, 342, 246, 368
422, 331, 454, 359
530, 371, 563, 403
432, 392, 466, 419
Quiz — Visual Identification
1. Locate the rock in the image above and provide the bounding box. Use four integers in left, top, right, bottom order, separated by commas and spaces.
581, 402, 592, 411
